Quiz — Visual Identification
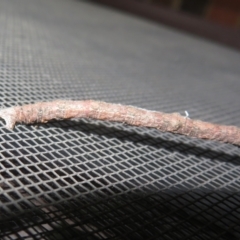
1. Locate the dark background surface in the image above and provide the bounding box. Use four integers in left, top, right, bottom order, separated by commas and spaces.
100, 0, 240, 28
92, 0, 240, 49
0, 0, 240, 239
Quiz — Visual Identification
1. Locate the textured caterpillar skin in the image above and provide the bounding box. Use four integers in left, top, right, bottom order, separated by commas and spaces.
0, 100, 240, 146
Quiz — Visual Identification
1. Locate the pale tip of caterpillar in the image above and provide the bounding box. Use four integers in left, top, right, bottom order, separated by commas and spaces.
0, 108, 16, 130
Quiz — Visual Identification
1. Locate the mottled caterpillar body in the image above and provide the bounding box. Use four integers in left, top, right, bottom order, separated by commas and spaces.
0, 100, 240, 146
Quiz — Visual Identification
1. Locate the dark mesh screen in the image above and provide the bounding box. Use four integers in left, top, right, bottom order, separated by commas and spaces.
1, 0, 240, 239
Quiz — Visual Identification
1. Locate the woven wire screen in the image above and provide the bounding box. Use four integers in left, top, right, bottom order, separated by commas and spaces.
1, 0, 240, 239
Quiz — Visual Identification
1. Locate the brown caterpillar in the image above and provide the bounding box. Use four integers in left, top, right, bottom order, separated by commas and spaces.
0, 100, 239, 146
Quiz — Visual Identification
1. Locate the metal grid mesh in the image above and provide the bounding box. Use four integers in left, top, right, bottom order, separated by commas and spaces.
1, 0, 240, 239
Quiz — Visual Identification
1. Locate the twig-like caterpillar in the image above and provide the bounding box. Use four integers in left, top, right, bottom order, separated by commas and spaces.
0, 100, 239, 146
